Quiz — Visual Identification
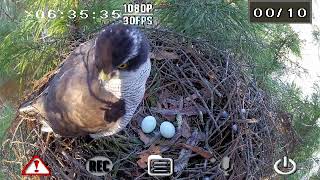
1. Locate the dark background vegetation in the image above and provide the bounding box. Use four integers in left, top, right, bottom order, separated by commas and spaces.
0, 0, 319, 179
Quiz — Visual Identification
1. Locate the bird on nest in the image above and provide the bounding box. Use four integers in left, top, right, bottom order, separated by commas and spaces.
19, 24, 151, 138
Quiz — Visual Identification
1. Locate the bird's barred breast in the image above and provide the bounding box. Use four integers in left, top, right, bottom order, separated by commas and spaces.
91, 59, 151, 137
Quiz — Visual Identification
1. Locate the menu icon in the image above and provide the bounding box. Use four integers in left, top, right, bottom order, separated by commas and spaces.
148, 155, 173, 176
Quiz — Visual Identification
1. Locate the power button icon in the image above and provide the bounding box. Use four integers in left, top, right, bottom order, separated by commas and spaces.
274, 156, 297, 175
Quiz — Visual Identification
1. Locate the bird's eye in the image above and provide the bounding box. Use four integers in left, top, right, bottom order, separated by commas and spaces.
117, 63, 128, 69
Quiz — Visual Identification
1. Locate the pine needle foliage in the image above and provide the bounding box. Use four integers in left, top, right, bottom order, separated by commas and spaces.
156, 0, 301, 86
0, 0, 128, 81
273, 82, 320, 179
0, 104, 14, 142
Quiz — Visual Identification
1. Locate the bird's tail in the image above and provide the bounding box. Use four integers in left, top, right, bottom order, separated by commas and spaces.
18, 88, 47, 117
18, 90, 54, 133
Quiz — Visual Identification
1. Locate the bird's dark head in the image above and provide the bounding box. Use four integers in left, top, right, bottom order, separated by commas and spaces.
95, 24, 150, 81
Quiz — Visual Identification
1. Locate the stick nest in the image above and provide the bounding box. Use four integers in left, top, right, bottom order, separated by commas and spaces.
1, 28, 298, 179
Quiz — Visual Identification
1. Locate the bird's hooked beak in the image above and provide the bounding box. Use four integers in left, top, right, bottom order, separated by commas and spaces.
98, 68, 117, 81
98, 70, 112, 81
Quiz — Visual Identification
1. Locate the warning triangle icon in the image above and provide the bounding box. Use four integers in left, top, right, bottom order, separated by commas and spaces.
22, 155, 51, 176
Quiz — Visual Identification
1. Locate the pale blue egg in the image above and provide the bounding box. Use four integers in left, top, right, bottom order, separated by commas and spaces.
160, 121, 176, 138
141, 116, 157, 133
